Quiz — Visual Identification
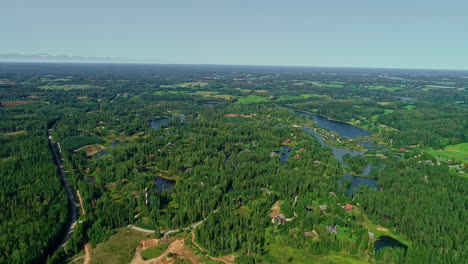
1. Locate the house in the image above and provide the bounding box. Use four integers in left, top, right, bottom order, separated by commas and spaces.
272, 214, 287, 225
329, 192, 336, 196
284, 139, 292, 144
148, 154, 155, 158
299, 148, 306, 151
327, 225, 338, 234
295, 154, 301, 158
345, 204, 354, 211
368, 232, 375, 238
319, 205, 327, 211
399, 147, 407, 151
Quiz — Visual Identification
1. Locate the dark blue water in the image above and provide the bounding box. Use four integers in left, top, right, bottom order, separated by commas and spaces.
296, 112, 371, 139
279, 145, 294, 164
154, 176, 174, 192
150, 118, 172, 130
339, 173, 378, 196
374, 236, 408, 251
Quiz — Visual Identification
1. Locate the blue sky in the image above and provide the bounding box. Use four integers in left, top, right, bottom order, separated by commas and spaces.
1, 0, 468, 69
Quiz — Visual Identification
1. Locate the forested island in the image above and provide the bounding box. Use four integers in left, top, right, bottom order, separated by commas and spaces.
0, 63, 467, 264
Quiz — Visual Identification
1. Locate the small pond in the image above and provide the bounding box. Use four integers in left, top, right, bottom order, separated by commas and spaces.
374, 235, 408, 251
279, 145, 294, 164
95, 140, 122, 159
339, 173, 378, 196
150, 118, 172, 130
154, 176, 174, 192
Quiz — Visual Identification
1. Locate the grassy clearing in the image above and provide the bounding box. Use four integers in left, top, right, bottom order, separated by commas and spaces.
406, 105, 416, 110
236, 95, 269, 104
266, 228, 369, 264
368, 85, 401, 92
384, 109, 394, 114
377, 102, 391, 106
425, 143, 468, 161
160, 82, 208, 88
141, 243, 170, 260
39, 84, 94, 90
90, 228, 148, 264
195, 91, 233, 100
154, 91, 187, 96
352, 208, 411, 246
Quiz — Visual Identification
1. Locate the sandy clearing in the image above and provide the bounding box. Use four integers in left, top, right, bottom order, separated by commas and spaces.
84, 243, 91, 264
269, 200, 284, 219
131, 238, 204, 264
377, 227, 389, 231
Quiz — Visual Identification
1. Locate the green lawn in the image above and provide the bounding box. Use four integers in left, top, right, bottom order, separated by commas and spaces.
236, 95, 269, 104
406, 105, 416, 110
425, 143, 468, 161
384, 109, 394, 114
90, 228, 148, 264
141, 243, 170, 260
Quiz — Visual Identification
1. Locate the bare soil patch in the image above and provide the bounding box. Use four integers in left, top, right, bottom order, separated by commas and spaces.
1, 101, 38, 107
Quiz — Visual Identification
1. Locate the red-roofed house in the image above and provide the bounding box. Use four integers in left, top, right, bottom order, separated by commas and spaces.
284, 139, 291, 144
299, 148, 305, 151
345, 204, 354, 211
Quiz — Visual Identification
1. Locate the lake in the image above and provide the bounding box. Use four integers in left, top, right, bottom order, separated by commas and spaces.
296, 111, 371, 139
374, 235, 408, 251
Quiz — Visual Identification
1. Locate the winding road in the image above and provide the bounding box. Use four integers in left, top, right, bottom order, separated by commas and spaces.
47, 128, 77, 248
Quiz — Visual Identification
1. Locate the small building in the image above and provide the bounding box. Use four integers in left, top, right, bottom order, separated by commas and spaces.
295, 154, 301, 158
148, 154, 155, 158
345, 204, 354, 211
319, 205, 327, 211
327, 225, 338, 234
299, 148, 306, 151
329, 192, 336, 196
272, 214, 287, 225
368, 232, 375, 238
399, 147, 407, 151
284, 139, 292, 144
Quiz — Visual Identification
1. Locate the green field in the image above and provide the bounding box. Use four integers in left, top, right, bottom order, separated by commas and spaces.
384, 109, 394, 114
368, 85, 401, 92
141, 243, 170, 260
39, 84, 94, 90
90, 228, 148, 264
406, 105, 416, 110
425, 143, 468, 161
236, 95, 269, 104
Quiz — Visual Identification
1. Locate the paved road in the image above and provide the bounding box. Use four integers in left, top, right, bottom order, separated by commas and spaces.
47, 128, 77, 248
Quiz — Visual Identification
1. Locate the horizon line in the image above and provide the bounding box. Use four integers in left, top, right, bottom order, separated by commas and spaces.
1, 60, 468, 72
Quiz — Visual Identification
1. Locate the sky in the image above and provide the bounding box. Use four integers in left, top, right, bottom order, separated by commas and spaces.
1, 0, 468, 69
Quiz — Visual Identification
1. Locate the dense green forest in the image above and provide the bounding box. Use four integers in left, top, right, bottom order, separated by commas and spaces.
0, 63, 467, 264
